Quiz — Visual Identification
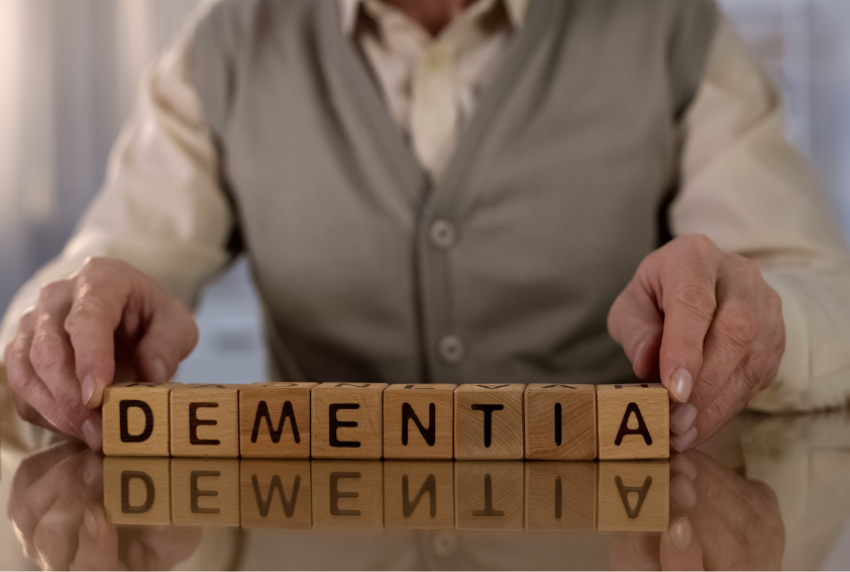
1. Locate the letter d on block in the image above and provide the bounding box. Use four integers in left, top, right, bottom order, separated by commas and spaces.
102, 382, 177, 456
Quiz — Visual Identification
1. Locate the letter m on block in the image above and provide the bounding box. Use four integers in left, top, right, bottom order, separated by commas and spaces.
252, 400, 301, 444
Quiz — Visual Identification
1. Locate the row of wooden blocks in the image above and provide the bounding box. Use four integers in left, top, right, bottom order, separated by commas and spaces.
105, 457, 670, 532
103, 382, 670, 460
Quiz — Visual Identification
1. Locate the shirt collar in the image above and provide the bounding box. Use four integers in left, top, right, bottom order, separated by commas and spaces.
339, 0, 530, 36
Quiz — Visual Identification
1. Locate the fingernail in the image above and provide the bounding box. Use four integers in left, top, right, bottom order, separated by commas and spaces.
670, 474, 697, 509
671, 426, 698, 452
670, 403, 698, 435
152, 358, 168, 383
82, 375, 96, 405
84, 507, 99, 536
671, 453, 698, 480
82, 418, 102, 451
670, 369, 693, 402
633, 342, 647, 373
670, 517, 693, 551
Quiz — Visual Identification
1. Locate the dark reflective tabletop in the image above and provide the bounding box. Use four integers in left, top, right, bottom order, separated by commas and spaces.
2, 383, 848, 570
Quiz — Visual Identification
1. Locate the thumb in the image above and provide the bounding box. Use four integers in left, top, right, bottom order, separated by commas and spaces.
608, 280, 663, 380
134, 297, 199, 384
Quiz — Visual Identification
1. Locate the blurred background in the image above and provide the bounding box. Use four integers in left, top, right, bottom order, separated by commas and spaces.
1, 0, 849, 384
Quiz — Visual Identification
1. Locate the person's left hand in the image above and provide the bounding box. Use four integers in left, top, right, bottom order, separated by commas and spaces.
607, 234, 785, 451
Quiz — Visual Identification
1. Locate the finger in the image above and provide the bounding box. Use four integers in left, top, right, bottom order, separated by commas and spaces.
133, 297, 199, 385
12, 391, 61, 433
608, 281, 663, 379
660, 517, 705, 570
70, 503, 122, 572
688, 363, 756, 450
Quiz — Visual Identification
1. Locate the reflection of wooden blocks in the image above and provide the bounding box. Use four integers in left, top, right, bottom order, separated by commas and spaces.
102, 382, 178, 457
454, 384, 524, 460
103, 457, 171, 525
311, 460, 383, 528
383, 384, 455, 459
598, 461, 669, 531
240, 460, 312, 529
171, 458, 240, 527
170, 384, 240, 458
384, 461, 454, 528
455, 461, 524, 530
524, 384, 596, 460
597, 383, 669, 460
311, 383, 387, 459
239, 383, 316, 459
525, 462, 596, 530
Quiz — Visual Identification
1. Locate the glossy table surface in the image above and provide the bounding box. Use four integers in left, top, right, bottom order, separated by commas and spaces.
2, 383, 849, 571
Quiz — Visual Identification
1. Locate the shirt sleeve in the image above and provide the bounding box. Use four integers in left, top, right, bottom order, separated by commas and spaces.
0, 2, 234, 355
673, 15, 850, 412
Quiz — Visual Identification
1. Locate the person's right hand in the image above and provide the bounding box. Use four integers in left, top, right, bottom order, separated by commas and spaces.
4, 257, 199, 450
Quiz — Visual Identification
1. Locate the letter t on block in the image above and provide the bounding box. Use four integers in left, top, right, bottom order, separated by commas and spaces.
239, 382, 317, 458
102, 381, 179, 456
454, 384, 524, 460
596, 383, 669, 460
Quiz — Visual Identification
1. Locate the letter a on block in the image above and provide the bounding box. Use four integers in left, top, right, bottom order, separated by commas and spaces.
383, 384, 455, 459
103, 382, 179, 456
239, 383, 316, 458
596, 383, 669, 460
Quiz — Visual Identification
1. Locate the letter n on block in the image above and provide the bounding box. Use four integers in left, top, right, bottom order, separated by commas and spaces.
383, 384, 455, 459
454, 384, 524, 460
102, 381, 178, 456
239, 382, 316, 458
596, 383, 669, 460
170, 384, 240, 457
310, 383, 388, 459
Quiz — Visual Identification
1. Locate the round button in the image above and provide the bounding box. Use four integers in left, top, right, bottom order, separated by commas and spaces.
430, 219, 456, 249
438, 335, 466, 364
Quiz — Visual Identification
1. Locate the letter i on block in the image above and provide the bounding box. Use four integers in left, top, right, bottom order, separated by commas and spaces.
596, 383, 669, 460
311, 383, 388, 459
171, 384, 240, 457
524, 384, 596, 460
383, 384, 456, 459
239, 382, 317, 458
454, 384, 524, 460
102, 381, 179, 456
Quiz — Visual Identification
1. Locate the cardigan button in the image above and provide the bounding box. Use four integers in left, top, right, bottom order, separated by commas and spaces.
430, 219, 456, 249
438, 335, 465, 364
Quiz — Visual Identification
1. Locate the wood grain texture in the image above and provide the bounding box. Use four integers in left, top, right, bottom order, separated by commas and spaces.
598, 460, 669, 531
525, 461, 596, 530
240, 460, 312, 529
524, 383, 596, 460
310, 383, 387, 459
103, 457, 171, 525
311, 460, 383, 528
239, 382, 316, 459
170, 384, 240, 458
383, 461, 454, 529
102, 382, 179, 457
171, 458, 240, 527
455, 461, 524, 530
597, 383, 669, 460
454, 384, 524, 460
383, 384, 455, 459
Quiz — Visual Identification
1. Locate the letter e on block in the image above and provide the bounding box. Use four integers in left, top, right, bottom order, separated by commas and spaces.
596, 383, 669, 460
102, 381, 178, 456
239, 382, 316, 458
383, 384, 455, 459
171, 384, 240, 457
311, 383, 387, 459
454, 384, 524, 460
171, 458, 240, 527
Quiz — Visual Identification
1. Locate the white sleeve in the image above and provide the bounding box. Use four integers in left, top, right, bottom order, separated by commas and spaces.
0, 4, 233, 354
674, 15, 850, 412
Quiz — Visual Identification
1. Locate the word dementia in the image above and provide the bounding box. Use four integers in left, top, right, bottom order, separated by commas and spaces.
102, 382, 670, 460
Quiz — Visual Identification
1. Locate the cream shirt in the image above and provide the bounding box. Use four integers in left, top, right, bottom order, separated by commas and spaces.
2, 0, 850, 412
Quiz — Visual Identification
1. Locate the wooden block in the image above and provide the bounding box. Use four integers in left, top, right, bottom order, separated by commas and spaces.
310, 383, 387, 459
596, 383, 669, 460
170, 384, 240, 458
598, 461, 669, 532
454, 384, 524, 460
240, 460, 312, 529
383, 384, 455, 459
311, 460, 383, 529
455, 461, 524, 530
103, 457, 171, 525
383, 461, 454, 529
525, 462, 596, 530
239, 382, 316, 459
171, 458, 240, 527
102, 381, 179, 457
524, 383, 596, 460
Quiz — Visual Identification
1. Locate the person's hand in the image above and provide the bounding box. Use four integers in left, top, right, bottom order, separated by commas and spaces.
4, 257, 198, 450
8, 441, 201, 571
607, 234, 785, 451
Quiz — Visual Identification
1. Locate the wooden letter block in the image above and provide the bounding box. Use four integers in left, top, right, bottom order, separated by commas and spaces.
240, 460, 312, 529
171, 458, 240, 527
525, 462, 596, 530
454, 384, 524, 460
311, 460, 383, 529
239, 382, 316, 458
310, 383, 387, 459
103, 457, 171, 525
383, 384, 455, 459
598, 461, 669, 531
102, 381, 178, 457
455, 461, 524, 530
384, 461, 454, 529
597, 383, 669, 460
170, 384, 240, 458
524, 383, 596, 460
